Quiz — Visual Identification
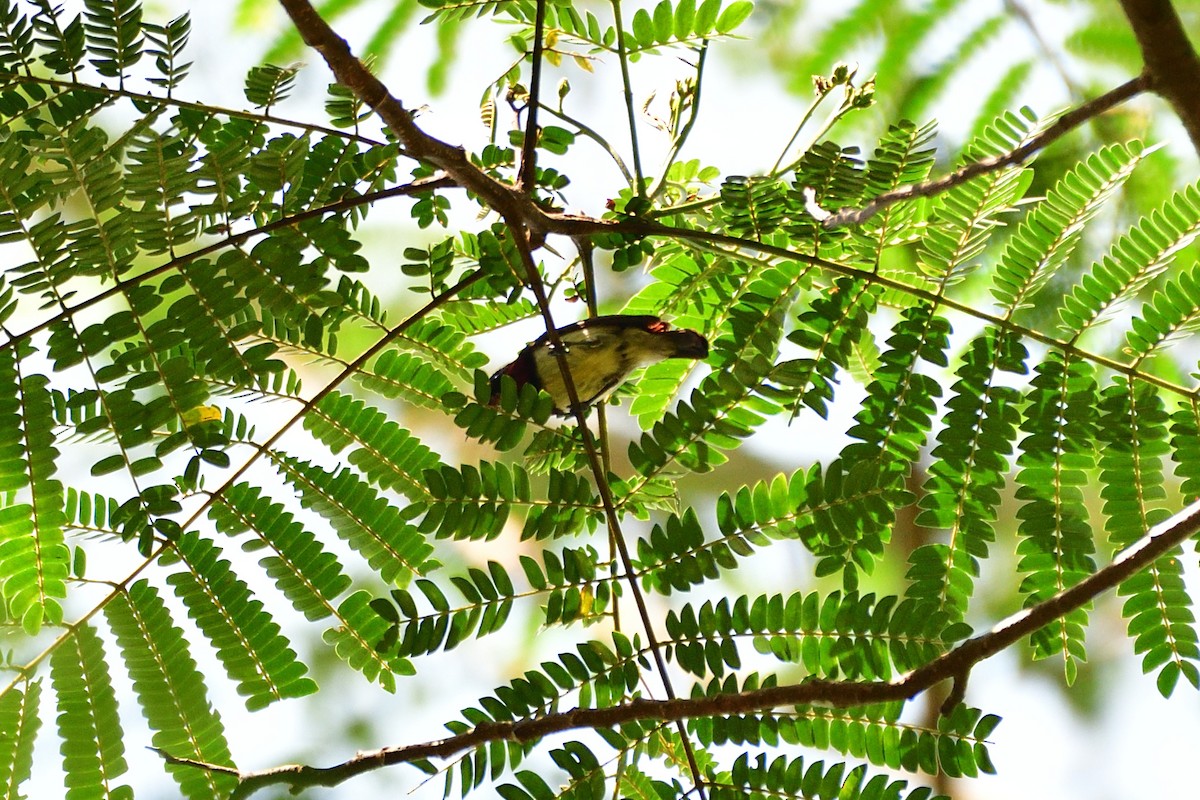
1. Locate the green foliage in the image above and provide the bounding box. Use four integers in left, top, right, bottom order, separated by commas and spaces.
991, 142, 1148, 316
700, 701, 997, 780
50, 624, 131, 800
1014, 353, 1099, 683
0, 679, 41, 796
372, 560, 516, 657
908, 329, 1027, 620
850, 119, 938, 269
167, 531, 319, 710
275, 453, 437, 584
1057, 181, 1200, 339
103, 581, 238, 798
665, 590, 960, 681
83, 0, 142, 84
0, 1, 1197, 799
918, 109, 1036, 287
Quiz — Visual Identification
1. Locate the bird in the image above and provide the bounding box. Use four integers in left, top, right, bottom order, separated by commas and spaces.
488, 315, 709, 415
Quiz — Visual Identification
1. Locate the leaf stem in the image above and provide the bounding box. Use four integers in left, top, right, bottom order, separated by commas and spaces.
610, 0, 647, 198
540, 102, 635, 184
648, 41, 709, 200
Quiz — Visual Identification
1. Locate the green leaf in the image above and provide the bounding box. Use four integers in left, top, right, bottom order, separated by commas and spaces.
104, 581, 237, 799
991, 141, 1148, 314
0, 680, 42, 797
169, 532, 318, 710
631, 8, 655, 47
51, 624, 131, 800
715, 0, 753, 33
674, 0, 696, 39
693, 0, 721, 34
652, 0, 674, 43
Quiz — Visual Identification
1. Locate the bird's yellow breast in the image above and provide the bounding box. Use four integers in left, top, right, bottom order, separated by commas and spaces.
532, 327, 670, 411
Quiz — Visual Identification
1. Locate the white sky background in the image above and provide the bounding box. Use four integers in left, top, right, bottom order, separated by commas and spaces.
27, 1, 1200, 798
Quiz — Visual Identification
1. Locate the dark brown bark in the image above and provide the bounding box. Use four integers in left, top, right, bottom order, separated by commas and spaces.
1120, 0, 1200, 153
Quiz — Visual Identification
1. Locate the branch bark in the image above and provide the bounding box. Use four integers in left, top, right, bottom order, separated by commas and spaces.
277, 0, 551, 236
815, 75, 1149, 228
195, 497, 1200, 797
1119, 0, 1200, 154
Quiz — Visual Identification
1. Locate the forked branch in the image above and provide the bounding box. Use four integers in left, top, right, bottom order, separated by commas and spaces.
277, 0, 708, 794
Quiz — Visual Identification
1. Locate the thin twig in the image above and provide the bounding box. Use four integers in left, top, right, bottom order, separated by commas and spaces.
218, 497, 1200, 797
505, 229, 709, 800
518, 0, 548, 191
575, 236, 620, 630
813, 74, 1148, 228
0, 71, 386, 147
648, 41, 709, 200
540, 102, 635, 184
610, 0, 646, 197
769, 73, 837, 176
1004, 0, 1082, 99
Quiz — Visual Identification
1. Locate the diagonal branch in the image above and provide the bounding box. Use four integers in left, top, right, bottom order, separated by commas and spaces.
277, 0, 707, 792
208, 497, 1200, 797
538, 211, 1198, 399
815, 74, 1149, 228
278, 0, 551, 237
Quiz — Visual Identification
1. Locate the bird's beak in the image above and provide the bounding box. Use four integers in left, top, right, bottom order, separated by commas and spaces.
669, 329, 709, 359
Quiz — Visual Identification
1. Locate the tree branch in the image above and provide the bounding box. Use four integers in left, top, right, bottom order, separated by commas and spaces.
543, 211, 1197, 399
278, 0, 709, 792
1119, 0, 1200, 154
254, 6, 1198, 800
277, 0, 551, 237
517, 0, 548, 191
213, 497, 1200, 797
815, 75, 1149, 228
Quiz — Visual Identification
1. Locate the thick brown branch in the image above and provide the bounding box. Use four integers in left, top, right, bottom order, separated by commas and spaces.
816, 75, 1149, 229
213, 498, 1200, 797
277, 0, 550, 233
1119, 0, 1200, 154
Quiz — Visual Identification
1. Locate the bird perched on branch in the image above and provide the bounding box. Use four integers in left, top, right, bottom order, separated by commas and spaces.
488, 315, 709, 415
